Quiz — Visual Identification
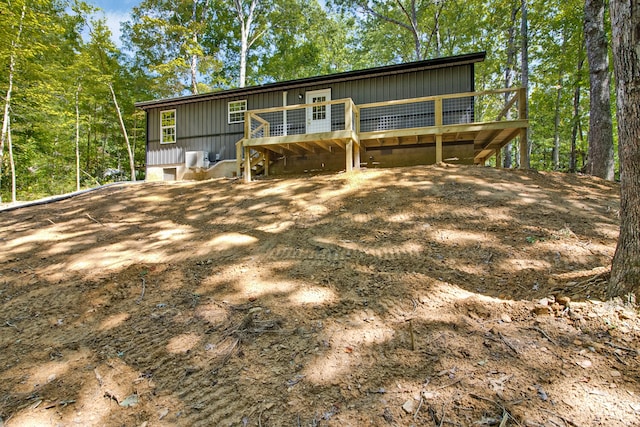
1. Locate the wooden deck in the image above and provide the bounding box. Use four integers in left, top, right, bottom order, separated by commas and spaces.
237, 88, 528, 181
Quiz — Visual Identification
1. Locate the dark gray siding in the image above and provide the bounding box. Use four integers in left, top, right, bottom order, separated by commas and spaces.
146, 64, 474, 166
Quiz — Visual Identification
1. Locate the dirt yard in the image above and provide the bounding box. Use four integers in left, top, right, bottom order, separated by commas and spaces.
1, 164, 638, 426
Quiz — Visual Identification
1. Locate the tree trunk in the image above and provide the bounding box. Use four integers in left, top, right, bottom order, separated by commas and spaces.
607, 0, 640, 298
8, 116, 16, 203
1, 4, 26, 189
234, 0, 258, 88
75, 84, 81, 191
570, 56, 585, 173
584, 0, 615, 181
190, 0, 200, 94
553, 75, 562, 170
519, 0, 530, 169
108, 83, 136, 182
503, 1, 519, 169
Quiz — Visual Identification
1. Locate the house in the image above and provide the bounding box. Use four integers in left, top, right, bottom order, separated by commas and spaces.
135, 52, 528, 182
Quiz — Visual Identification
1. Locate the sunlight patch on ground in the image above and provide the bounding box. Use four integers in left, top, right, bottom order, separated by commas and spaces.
256, 220, 295, 233
98, 312, 131, 331
552, 266, 610, 281
240, 278, 298, 299
205, 232, 258, 251
196, 303, 229, 326
12, 349, 92, 394
289, 286, 337, 306
167, 332, 201, 354
14, 361, 72, 393
350, 213, 371, 223
312, 236, 423, 258
427, 228, 489, 245
304, 312, 394, 384
506, 257, 552, 271
387, 212, 414, 223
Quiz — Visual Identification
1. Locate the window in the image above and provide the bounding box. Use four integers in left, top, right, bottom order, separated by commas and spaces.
228, 100, 247, 124
311, 95, 327, 120
160, 109, 176, 144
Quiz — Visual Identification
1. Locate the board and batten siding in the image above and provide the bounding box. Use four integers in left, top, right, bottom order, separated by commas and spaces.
146, 64, 474, 167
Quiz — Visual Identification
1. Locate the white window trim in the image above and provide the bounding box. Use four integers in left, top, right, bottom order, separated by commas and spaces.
160, 109, 176, 144
228, 100, 247, 124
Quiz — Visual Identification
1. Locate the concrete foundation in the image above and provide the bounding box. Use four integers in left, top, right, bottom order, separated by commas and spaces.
146, 160, 237, 182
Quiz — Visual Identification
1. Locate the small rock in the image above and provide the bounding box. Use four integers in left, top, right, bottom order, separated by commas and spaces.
556, 296, 571, 307
533, 305, 552, 316
248, 307, 262, 314
500, 313, 512, 323
422, 391, 437, 399
402, 399, 417, 414
539, 297, 552, 306
119, 394, 139, 408
577, 359, 593, 369
619, 310, 635, 320
611, 370, 622, 378
158, 408, 169, 420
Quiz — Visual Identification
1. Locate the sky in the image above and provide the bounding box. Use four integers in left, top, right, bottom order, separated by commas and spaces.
90, 0, 138, 47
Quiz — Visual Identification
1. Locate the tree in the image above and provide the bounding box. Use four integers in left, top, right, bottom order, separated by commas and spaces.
607, 0, 640, 298
123, 0, 220, 96
257, 0, 356, 82
89, 20, 137, 181
231, 0, 267, 88
0, 1, 26, 198
333, 0, 463, 63
584, 0, 614, 180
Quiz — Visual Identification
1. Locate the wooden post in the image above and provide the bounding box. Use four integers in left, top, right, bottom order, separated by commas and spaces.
496, 147, 502, 169
244, 112, 251, 138
435, 98, 443, 127
244, 146, 252, 182
354, 142, 361, 169
346, 139, 353, 172
236, 140, 243, 177
345, 100, 353, 132
264, 150, 270, 176
436, 134, 443, 164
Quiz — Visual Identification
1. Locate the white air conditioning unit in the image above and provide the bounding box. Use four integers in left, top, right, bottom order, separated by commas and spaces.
185, 151, 209, 169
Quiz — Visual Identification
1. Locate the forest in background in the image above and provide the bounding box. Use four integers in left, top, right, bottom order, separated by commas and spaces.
0, 0, 614, 202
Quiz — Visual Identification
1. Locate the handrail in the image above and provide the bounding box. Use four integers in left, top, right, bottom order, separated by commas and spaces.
358, 87, 523, 110
247, 98, 356, 115
242, 88, 525, 142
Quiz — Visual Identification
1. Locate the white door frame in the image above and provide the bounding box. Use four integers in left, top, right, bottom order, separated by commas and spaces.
306, 88, 331, 134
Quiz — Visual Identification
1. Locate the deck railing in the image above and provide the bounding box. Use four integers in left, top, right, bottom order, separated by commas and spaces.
242, 88, 525, 141
245, 98, 359, 140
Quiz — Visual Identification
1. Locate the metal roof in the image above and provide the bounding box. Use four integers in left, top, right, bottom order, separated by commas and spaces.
135, 52, 486, 110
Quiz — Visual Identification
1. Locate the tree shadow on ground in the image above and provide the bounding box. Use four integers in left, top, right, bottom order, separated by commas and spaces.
1, 165, 636, 426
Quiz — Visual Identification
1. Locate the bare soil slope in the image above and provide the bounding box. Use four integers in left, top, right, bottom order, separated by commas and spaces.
1, 164, 638, 427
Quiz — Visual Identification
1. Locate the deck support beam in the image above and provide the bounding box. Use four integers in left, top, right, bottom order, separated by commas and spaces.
495, 147, 502, 168
346, 139, 353, 172
435, 134, 443, 163
264, 150, 270, 176
244, 146, 252, 182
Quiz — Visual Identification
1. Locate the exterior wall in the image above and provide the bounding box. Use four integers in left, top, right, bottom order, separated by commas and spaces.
144, 63, 475, 179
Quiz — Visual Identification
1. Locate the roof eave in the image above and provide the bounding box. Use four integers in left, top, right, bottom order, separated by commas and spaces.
135, 51, 486, 110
